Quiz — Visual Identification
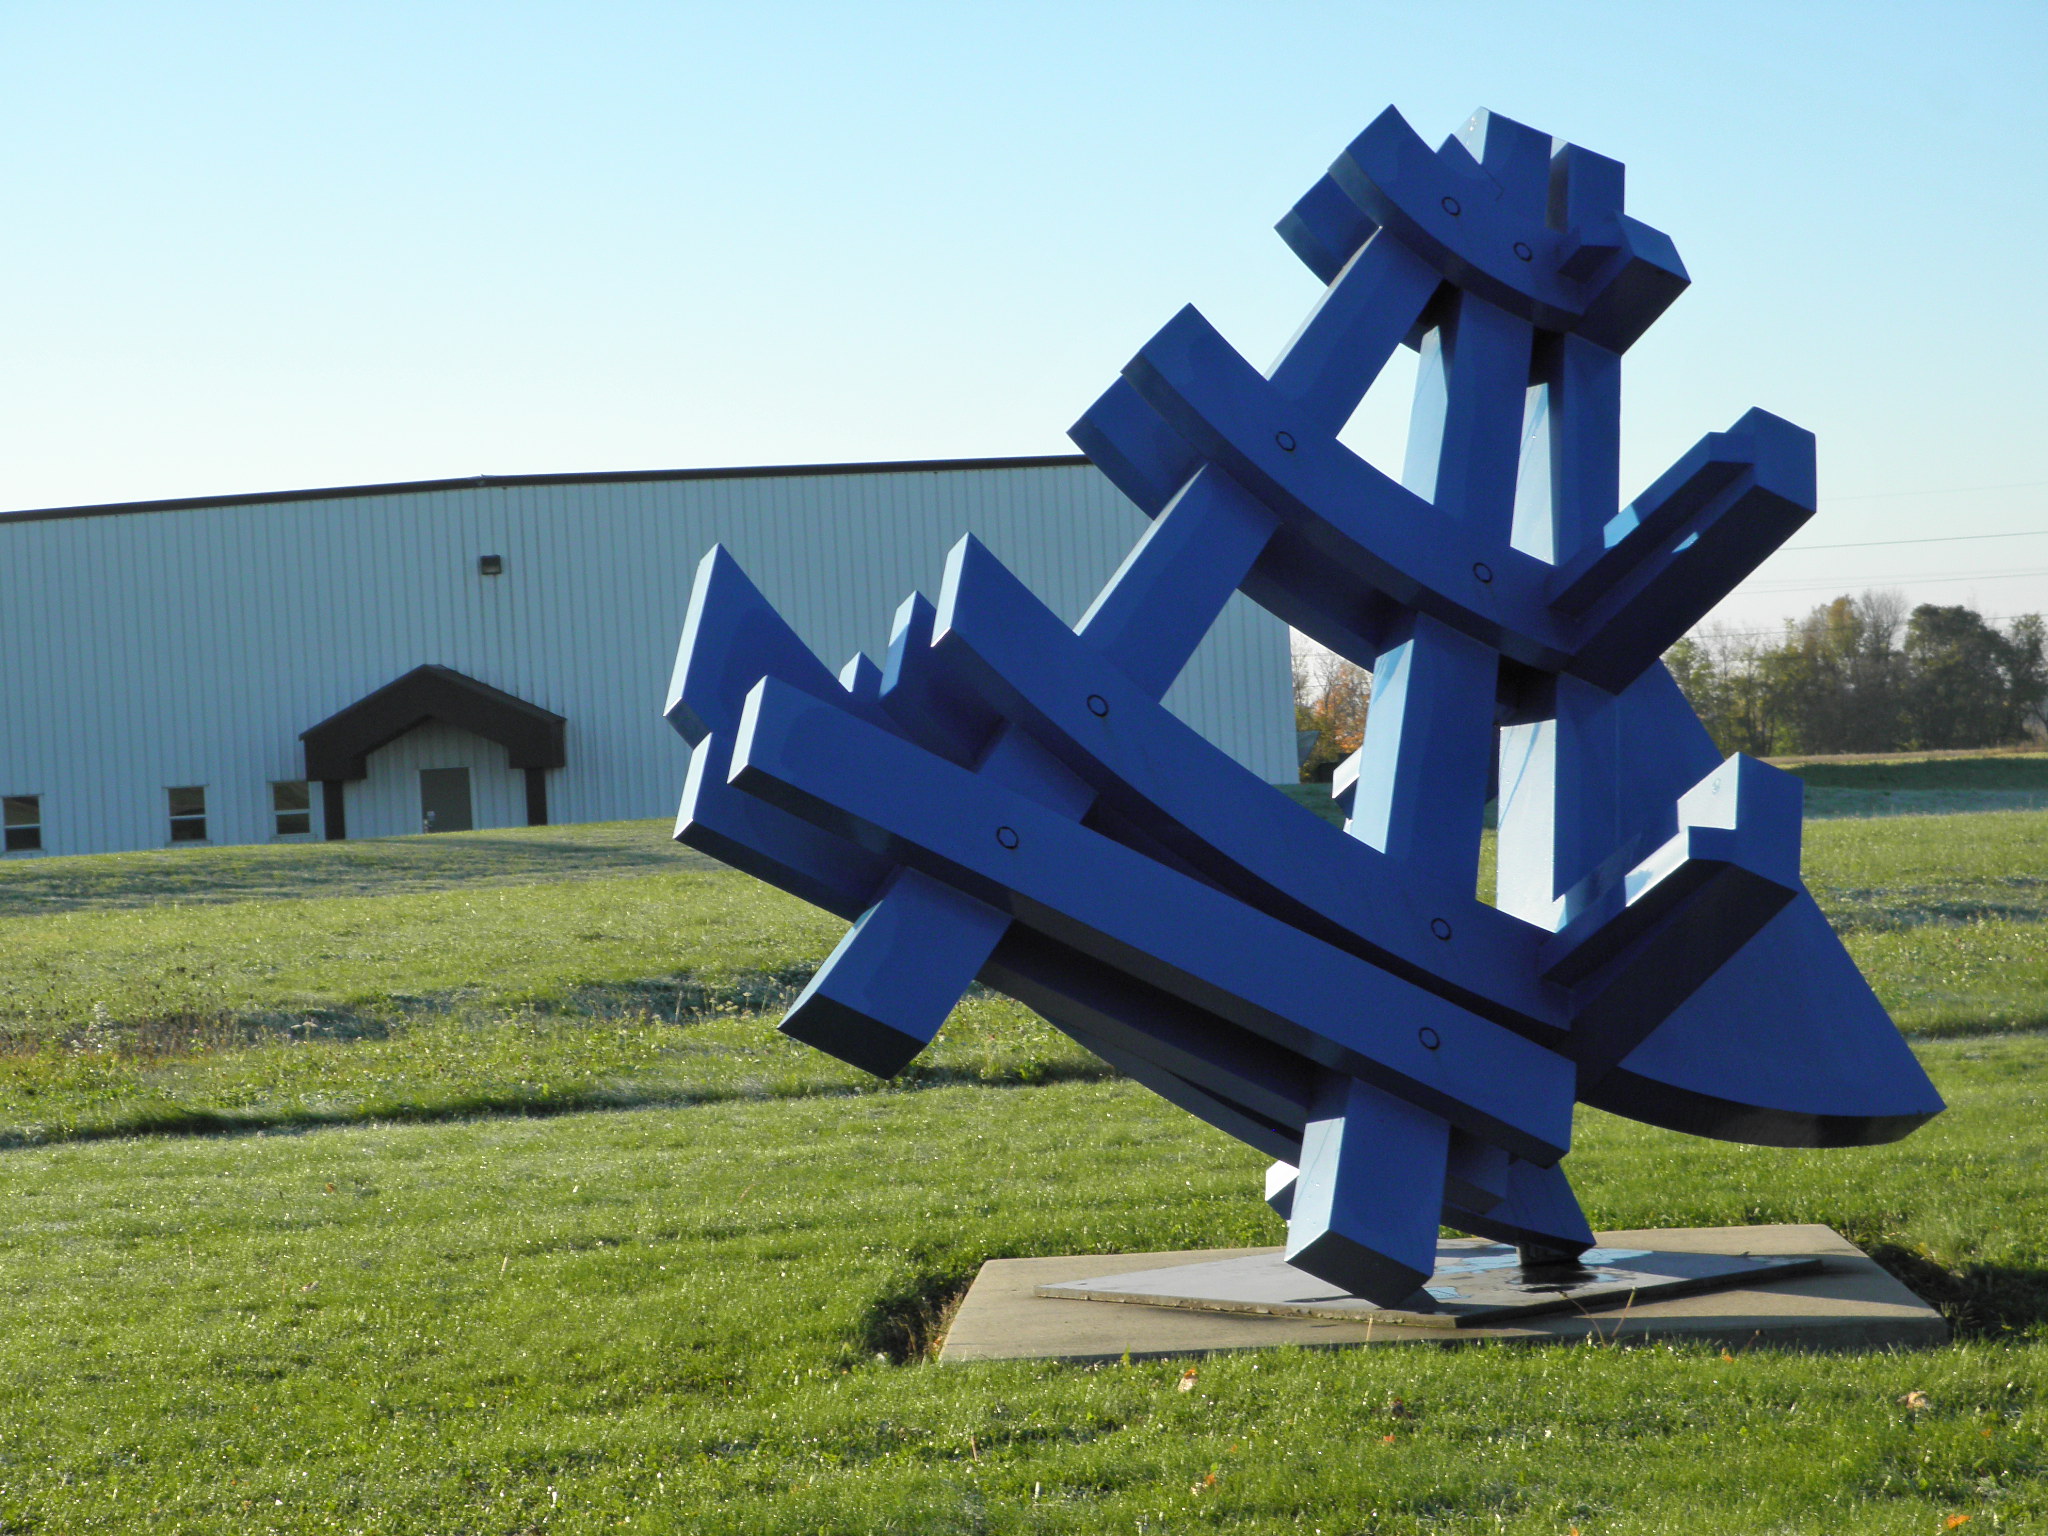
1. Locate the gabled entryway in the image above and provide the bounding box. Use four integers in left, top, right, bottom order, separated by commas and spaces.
300, 665, 566, 839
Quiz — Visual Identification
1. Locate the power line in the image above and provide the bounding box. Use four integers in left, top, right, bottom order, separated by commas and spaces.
1824, 478, 2048, 503
1782, 526, 2048, 553
1744, 567, 2048, 597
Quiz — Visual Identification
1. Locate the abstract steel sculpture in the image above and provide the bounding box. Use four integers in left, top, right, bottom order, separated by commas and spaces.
664, 108, 1943, 1308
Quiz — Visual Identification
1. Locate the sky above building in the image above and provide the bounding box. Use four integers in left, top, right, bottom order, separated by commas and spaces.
2, 0, 2042, 636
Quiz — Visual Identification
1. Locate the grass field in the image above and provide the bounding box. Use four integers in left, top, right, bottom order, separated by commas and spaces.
1, 756, 2045, 1531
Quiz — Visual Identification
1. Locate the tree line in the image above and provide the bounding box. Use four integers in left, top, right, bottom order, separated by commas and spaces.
1292, 593, 2048, 779
1667, 594, 2048, 757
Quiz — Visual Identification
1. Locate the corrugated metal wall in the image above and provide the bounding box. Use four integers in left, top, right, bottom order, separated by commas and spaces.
0, 461, 1293, 856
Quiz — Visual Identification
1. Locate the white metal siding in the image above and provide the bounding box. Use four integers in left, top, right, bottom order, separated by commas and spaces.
347, 721, 526, 840
0, 463, 1292, 856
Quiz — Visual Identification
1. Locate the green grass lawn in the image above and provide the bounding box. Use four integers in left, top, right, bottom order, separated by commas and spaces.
1, 1043, 2043, 1533
1, 783, 2045, 1530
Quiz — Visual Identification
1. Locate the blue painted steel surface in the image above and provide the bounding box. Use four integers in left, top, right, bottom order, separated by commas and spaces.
665, 107, 1944, 1306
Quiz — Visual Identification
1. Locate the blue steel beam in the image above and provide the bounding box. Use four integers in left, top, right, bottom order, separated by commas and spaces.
731, 674, 1577, 1164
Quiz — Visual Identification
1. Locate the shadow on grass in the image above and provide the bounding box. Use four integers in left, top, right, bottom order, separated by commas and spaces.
0, 1054, 1121, 1154
1870, 1244, 2048, 1339
862, 1269, 980, 1363
0, 971, 1006, 1056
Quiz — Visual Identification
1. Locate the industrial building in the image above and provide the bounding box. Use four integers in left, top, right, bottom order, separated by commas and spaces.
0, 455, 1292, 858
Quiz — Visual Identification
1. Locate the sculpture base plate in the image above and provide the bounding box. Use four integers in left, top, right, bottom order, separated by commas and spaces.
1035, 1239, 1820, 1327
938, 1225, 1946, 1363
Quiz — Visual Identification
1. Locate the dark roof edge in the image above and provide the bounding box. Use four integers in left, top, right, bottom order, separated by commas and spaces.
0, 453, 1096, 526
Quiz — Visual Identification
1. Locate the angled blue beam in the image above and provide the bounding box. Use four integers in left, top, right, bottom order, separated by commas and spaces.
1444, 1129, 1509, 1214
666, 547, 897, 921
928, 535, 1565, 1037
730, 674, 1576, 1161
1264, 231, 1443, 439
1073, 227, 1438, 692
674, 730, 884, 922
1351, 240, 1535, 893
983, 927, 1311, 1163
666, 545, 888, 745
1454, 109, 1553, 219
1054, 1018, 1304, 1167
1443, 1157, 1595, 1258
1073, 468, 1278, 699
1284, 1073, 1449, 1304
780, 866, 1010, 1077
838, 650, 883, 707
1519, 139, 1628, 570
1344, 612, 1498, 902
876, 590, 1000, 766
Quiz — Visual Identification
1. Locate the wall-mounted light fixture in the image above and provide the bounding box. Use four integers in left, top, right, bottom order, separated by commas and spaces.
478, 555, 504, 576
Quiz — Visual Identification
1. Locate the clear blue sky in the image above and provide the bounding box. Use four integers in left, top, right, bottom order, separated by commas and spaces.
2, 1, 2042, 635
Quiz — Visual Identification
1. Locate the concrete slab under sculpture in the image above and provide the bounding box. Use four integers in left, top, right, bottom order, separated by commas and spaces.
939, 1227, 1946, 1362
664, 106, 1944, 1308
1036, 1242, 1824, 1329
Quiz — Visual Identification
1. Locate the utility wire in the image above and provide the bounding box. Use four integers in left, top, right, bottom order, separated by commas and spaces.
1824, 478, 2048, 503
1782, 526, 2048, 553
1746, 567, 2048, 595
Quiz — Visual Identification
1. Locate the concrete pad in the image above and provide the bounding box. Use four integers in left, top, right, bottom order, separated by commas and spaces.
1037, 1241, 1822, 1327
937, 1224, 1946, 1363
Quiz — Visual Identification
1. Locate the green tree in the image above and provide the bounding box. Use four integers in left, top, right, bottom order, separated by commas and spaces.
1902, 604, 2044, 749
1669, 595, 2046, 758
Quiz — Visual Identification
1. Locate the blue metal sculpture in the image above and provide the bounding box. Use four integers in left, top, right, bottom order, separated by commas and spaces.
665, 107, 1943, 1307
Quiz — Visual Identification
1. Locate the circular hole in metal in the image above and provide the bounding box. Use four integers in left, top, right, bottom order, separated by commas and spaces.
1418, 1027, 1442, 1051
1430, 917, 1453, 941
1086, 694, 1110, 718
1472, 561, 1494, 584
996, 826, 1020, 850
1513, 241, 1534, 262
1441, 196, 1461, 216
1275, 430, 1297, 452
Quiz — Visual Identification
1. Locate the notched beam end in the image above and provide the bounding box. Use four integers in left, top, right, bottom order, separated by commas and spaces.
1556, 410, 1817, 693
1277, 173, 1379, 285
1068, 375, 1198, 519
1540, 753, 1802, 987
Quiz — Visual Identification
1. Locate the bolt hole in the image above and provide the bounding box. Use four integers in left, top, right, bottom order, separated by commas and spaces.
1418, 1027, 1442, 1051
1086, 694, 1110, 718
1513, 241, 1534, 262
1441, 196, 1461, 217
996, 826, 1019, 850
1275, 430, 1297, 453
1430, 918, 1452, 941
1472, 561, 1494, 584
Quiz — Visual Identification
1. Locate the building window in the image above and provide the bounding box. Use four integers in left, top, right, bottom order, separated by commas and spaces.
168, 786, 207, 843
272, 780, 312, 836
3, 795, 40, 853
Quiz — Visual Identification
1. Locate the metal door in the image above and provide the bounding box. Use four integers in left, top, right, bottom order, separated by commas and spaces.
418, 767, 473, 832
